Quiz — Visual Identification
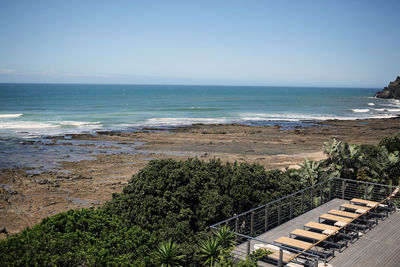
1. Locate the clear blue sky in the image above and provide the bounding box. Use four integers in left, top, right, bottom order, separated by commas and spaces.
0, 0, 399, 87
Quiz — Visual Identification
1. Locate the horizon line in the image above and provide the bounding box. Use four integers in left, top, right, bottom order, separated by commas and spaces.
0, 81, 380, 90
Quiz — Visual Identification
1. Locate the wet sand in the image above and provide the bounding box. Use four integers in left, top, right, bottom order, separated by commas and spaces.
1, 118, 400, 238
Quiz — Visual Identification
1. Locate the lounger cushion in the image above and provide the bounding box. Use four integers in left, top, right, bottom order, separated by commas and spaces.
355, 209, 365, 214
322, 229, 335, 235
334, 221, 347, 227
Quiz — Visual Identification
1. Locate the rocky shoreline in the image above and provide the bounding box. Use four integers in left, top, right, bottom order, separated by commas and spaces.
1, 118, 400, 238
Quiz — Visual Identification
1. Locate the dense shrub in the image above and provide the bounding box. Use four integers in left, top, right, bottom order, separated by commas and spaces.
104, 158, 303, 262
0, 208, 156, 266
379, 133, 400, 153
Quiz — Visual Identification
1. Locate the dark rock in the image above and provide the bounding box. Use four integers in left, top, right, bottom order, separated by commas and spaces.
71, 175, 92, 180
56, 175, 70, 179
71, 175, 82, 180
375, 76, 400, 99
38, 179, 49, 184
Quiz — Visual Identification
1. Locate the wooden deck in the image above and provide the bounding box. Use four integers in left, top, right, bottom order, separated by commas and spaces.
233, 198, 400, 266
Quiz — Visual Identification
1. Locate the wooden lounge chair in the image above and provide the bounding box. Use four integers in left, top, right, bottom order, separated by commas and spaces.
302, 222, 348, 251
319, 213, 352, 227
303, 221, 339, 235
289, 229, 343, 252
274, 236, 314, 251
274, 236, 333, 263
350, 198, 389, 221
350, 198, 379, 208
328, 209, 359, 219
290, 229, 326, 242
329, 208, 374, 231
340, 203, 369, 214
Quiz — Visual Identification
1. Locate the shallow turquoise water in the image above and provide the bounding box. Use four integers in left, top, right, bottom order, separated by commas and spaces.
0, 83, 398, 137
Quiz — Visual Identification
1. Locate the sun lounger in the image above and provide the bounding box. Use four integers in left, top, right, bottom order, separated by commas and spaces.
350, 198, 379, 208
302, 222, 348, 251
290, 229, 326, 242
275, 237, 314, 251
350, 198, 390, 221
329, 208, 374, 231
328, 209, 359, 219
303, 221, 340, 235
340, 203, 369, 214
274, 236, 333, 264
319, 213, 352, 226
290, 229, 344, 252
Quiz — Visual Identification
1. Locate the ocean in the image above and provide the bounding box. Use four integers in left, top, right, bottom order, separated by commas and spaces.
0, 83, 399, 138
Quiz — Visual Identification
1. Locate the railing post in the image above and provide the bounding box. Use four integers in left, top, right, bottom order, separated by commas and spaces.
250, 212, 254, 236
365, 184, 368, 200
389, 185, 394, 207
235, 217, 239, 241
310, 188, 314, 209
290, 196, 293, 219
301, 191, 304, 213
342, 179, 345, 200
320, 186, 323, 205
264, 205, 269, 232
278, 201, 281, 225
247, 239, 251, 256
278, 248, 283, 267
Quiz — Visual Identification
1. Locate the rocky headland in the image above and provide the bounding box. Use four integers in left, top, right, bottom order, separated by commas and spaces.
375, 76, 400, 99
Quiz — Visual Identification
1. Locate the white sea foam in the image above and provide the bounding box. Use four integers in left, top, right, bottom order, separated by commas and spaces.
0, 113, 23, 118
0, 121, 59, 129
238, 112, 344, 121
238, 112, 398, 121
145, 117, 231, 126
59, 121, 102, 127
367, 103, 375, 106
352, 109, 370, 113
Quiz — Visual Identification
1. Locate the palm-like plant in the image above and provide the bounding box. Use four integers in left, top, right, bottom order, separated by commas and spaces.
299, 157, 322, 186
323, 139, 360, 178
155, 239, 185, 267
198, 236, 221, 266
212, 225, 236, 250
323, 139, 342, 161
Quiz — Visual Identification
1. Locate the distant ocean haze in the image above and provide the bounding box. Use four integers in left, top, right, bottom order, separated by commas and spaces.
0, 83, 399, 138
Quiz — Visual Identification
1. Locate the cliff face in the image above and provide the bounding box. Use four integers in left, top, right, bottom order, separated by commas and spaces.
375, 76, 400, 99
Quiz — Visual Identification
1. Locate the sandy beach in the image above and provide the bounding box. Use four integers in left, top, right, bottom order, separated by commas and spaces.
1, 118, 400, 237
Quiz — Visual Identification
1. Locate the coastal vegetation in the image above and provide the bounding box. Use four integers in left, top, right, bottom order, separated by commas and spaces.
1, 133, 399, 266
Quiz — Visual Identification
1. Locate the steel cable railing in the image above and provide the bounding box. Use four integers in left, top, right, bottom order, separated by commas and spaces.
210, 177, 399, 265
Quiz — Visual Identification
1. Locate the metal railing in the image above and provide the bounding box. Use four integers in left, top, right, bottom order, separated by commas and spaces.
210, 177, 400, 266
